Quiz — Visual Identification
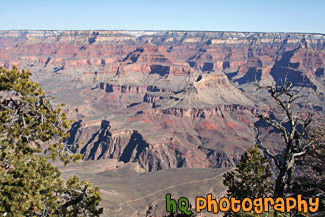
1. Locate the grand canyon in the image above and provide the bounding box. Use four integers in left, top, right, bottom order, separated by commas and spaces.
0, 30, 324, 216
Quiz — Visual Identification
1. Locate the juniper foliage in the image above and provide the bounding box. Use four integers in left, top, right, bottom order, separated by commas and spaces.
0, 66, 102, 216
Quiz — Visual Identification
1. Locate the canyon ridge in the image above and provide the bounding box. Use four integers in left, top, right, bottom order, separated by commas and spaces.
1, 30, 324, 216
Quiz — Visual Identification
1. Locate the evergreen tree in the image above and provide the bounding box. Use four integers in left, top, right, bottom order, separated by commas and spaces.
293, 122, 324, 197
293, 120, 325, 216
223, 144, 273, 200
0, 66, 102, 216
223, 145, 273, 217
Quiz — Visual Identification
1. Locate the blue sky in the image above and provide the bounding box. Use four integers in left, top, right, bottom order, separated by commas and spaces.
1, 0, 324, 33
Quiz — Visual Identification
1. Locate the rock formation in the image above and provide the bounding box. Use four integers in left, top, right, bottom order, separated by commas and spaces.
0, 30, 324, 172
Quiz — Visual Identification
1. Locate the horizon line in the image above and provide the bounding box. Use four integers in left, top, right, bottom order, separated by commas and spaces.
1, 29, 325, 35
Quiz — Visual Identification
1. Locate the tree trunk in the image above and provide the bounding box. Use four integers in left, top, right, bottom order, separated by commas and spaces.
274, 168, 286, 197
287, 167, 293, 193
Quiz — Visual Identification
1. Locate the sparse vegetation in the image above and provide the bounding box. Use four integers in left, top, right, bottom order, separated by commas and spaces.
223, 144, 273, 200
223, 144, 273, 216
293, 119, 325, 215
254, 78, 315, 198
0, 66, 102, 216
223, 79, 324, 216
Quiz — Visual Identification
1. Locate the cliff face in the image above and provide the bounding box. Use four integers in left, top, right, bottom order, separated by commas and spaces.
1, 30, 324, 86
1, 30, 324, 171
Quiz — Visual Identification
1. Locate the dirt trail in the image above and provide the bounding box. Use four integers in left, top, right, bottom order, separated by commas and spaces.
110, 168, 234, 213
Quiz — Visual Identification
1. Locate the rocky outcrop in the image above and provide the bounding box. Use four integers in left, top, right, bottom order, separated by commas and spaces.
99, 83, 147, 94
116, 42, 192, 76
68, 119, 247, 171
66, 96, 257, 172
1, 30, 324, 88
1, 30, 324, 172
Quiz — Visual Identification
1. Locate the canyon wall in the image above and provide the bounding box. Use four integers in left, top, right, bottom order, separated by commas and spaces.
0, 30, 324, 171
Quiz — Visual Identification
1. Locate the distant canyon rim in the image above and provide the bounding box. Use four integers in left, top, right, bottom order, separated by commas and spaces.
0, 30, 324, 172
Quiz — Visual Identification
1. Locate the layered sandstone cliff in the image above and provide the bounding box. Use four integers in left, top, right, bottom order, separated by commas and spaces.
0, 30, 324, 171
